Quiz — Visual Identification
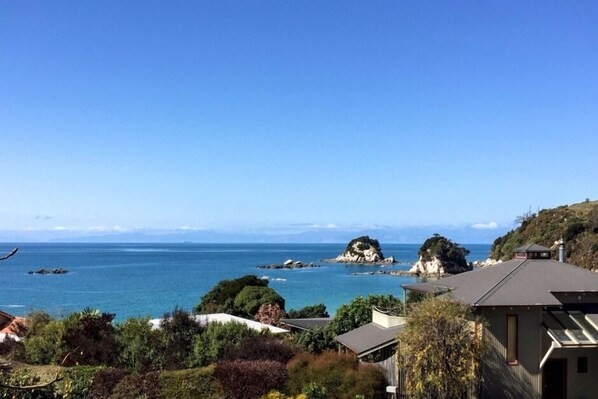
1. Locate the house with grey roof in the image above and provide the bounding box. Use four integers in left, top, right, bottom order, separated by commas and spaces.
403, 243, 598, 399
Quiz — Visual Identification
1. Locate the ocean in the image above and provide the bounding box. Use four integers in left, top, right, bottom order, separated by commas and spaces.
0, 243, 490, 321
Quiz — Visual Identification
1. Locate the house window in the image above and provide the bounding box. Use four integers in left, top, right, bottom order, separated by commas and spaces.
578, 357, 588, 373
507, 315, 518, 364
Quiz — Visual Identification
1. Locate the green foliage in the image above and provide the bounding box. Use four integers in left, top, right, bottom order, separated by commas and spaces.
157, 307, 203, 370
345, 236, 381, 253
190, 322, 257, 367
302, 382, 327, 399
57, 366, 105, 399
328, 294, 403, 336
108, 371, 161, 399
0, 368, 57, 399
24, 320, 66, 365
490, 200, 598, 269
418, 234, 470, 272
224, 335, 298, 364
233, 286, 285, 318
159, 366, 220, 399
87, 368, 129, 399
116, 317, 161, 372
398, 295, 484, 399
195, 275, 268, 314
215, 360, 288, 399
286, 352, 387, 399
62, 309, 119, 366
292, 327, 336, 354
285, 304, 329, 319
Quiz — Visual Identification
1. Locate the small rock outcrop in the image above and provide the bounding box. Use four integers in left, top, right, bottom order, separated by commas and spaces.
409, 234, 472, 276
257, 260, 320, 269
335, 236, 395, 264
28, 268, 69, 275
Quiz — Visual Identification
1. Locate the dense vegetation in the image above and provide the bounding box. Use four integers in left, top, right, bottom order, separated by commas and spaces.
418, 234, 470, 271
0, 277, 397, 398
343, 235, 384, 258
490, 200, 598, 269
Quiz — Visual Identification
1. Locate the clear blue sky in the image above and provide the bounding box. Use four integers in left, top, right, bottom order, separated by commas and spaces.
1, 1, 597, 241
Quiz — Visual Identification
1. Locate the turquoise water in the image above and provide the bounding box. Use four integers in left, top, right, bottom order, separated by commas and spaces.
0, 243, 490, 321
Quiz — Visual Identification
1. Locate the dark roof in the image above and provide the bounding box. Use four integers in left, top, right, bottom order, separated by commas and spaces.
403, 259, 598, 307
514, 243, 552, 253
336, 322, 404, 357
279, 318, 333, 331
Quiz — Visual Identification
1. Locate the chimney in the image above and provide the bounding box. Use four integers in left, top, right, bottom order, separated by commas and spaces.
558, 238, 566, 262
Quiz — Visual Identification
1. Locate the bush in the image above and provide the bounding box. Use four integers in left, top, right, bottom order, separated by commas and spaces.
109, 371, 161, 399
292, 327, 336, 354
116, 317, 161, 372
196, 275, 268, 314
215, 360, 288, 399
287, 352, 387, 399
190, 322, 257, 367
159, 366, 220, 399
62, 309, 119, 366
233, 286, 285, 318
24, 320, 66, 365
56, 365, 105, 399
88, 368, 129, 399
285, 304, 329, 319
328, 294, 403, 336
0, 368, 57, 399
224, 335, 297, 363
156, 307, 203, 370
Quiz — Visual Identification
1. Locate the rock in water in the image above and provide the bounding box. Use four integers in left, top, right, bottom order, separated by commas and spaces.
335, 236, 394, 264
409, 234, 472, 276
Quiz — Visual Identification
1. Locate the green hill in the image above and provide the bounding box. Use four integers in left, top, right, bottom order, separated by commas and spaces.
490, 200, 598, 270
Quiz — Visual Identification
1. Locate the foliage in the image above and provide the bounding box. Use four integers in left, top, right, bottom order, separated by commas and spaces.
189, 322, 257, 367
490, 200, 598, 269
62, 309, 119, 366
259, 391, 307, 399
108, 371, 161, 399
24, 320, 66, 365
159, 366, 220, 399
56, 366, 105, 399
224, 335, 298, 363
156, 307, 203, 370
195, 275, 268, 314
0, 368, 57, 399
215, 360, 288, 399
418, 234, 470, 272
344, 236, 382, 257
255, 303, 285, 325
397, 295, 484, 399
291, 327, 336, 354
233, 286, 285, 318
285, 304, 329, 319
116, 317, 161, 372
328, 294, 403, 336
87, 368, 129, 399
286, 352, 387, 399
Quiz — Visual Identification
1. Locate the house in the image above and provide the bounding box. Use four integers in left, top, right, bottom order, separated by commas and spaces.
336, 307, 405, 391
150, 313, 290, 334
0, 310, 25, 342
403, 243, 598, 399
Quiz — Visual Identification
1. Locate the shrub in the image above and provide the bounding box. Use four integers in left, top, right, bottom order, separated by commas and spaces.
190, 321, 257, 367
287, 352, 387, 399
224, 335, 297, 364
56, 365, 105, 399
156, 307, 203, 370
328, 294, 403, 336
88, 368, 129, 399
285, 304, 329, 319
215, 360, 288, 399
159, 366, 220, 399
109, 371, 161, 399
116, 317, 161, 372
62, 309, 119, 366
24, 320, 66, 365
0, 368, 57, 399
233, 286, 285, 318
292, 327, 336, 355
195, 275, 268, 314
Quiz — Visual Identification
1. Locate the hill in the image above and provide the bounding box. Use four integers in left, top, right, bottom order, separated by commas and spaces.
490, 200, 598, 270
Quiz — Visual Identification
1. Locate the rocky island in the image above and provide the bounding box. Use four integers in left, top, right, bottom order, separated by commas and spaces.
334, 236, 396, 264
257, 259, 320, 269
28, 268, 69, 275
409, 234, 472, 276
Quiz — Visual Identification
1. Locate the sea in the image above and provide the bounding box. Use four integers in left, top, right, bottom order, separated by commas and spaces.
0, 243, 490, 321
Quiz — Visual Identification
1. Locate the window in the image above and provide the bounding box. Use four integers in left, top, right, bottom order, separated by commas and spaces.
507, 315, 518, 364
578, 357, 588, 373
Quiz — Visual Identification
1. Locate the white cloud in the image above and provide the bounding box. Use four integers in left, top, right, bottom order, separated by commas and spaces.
52, 226, 69, 231
471, 221, 498, 230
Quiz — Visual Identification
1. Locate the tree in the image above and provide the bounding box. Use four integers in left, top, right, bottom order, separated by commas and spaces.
285, 304, 329, 319
233, 286, 285, 318
195, 275, 268, 314
397, 295, 484, 399
189, 321, 256, 367
328, 294, 403, 336
116, 317, 161, 372
156, 307, 203, 370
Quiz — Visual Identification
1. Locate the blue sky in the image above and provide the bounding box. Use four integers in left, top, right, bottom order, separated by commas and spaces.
1, 1, 597, 242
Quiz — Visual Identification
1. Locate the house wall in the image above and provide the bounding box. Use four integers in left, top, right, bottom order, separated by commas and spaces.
545, 347, 598, 399
480, 306, 543, 399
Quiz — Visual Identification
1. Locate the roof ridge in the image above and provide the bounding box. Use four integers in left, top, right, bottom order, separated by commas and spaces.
474, 259, 527, 306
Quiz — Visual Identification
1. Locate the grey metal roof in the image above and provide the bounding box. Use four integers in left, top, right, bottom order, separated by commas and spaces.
403, 259, 598, 307
513, 243, 552, 253
279, 318, 333, 331
336, 322, 404, 357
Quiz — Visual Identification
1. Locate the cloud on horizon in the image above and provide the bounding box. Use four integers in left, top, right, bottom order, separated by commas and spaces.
471, 221, 499, 230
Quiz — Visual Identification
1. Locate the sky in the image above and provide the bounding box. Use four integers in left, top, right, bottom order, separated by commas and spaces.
1, 1, 597, 243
